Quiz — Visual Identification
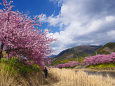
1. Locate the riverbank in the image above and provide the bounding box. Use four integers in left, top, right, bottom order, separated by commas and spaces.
73, 67, 115, 72
74, 68, 115, 79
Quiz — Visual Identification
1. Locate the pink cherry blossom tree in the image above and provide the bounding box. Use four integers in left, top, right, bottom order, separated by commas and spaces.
84, 52, 115, 66
0, 0, 54, 68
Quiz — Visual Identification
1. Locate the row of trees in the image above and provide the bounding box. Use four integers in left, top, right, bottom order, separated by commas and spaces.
54, 52, 115, 68
0, 0, 54, 68
55, 61, 79, 68
84, 52, 115, 65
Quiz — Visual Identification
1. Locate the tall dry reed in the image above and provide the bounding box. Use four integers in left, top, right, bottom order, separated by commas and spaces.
48, 68, 115, 86
0, 64, 48, 86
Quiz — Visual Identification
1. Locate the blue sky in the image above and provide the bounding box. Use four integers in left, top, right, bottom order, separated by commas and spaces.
0, 0, 61, 32
13, 0, 60, 17
1, 0, 115, 55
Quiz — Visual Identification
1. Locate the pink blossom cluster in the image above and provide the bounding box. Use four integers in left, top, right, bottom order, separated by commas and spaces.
56, 61, 79, 68
79, 63, 85, 66
84, 52, 115, 65
0, 0, 54, 69
44, 58, 56, 65
44, 58, 52, 65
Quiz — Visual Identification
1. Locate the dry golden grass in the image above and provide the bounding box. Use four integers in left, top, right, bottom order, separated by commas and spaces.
1, 64, 115, 86
0, 64, 58, 86
0, 64, 19, 86
0, 64, 48, 86
0, 69, 48, 86
48, 68, 115, 86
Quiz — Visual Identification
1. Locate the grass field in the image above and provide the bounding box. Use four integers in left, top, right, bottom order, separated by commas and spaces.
48, 68, 115, 86
0, 59, 115, 86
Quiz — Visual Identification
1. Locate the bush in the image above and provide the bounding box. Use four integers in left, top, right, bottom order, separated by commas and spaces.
0, 58, 41, 75
88, 63, 115, 69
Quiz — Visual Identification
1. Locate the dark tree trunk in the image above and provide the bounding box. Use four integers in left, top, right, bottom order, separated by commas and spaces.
0, 51, 2, 59
6, 50, 9, 59
0, 43, 4, 59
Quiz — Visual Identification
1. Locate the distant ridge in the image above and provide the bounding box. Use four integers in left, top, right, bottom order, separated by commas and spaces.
50, 42, 115, 66
55, 45, 102, 58
94, 42, 115, 55
51, 45, 102, 65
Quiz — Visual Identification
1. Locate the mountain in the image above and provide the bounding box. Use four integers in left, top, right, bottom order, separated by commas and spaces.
51, 45, 102, 65
94, 42, 115, 55
47, 55, 57, 58
56, 45, 102, 58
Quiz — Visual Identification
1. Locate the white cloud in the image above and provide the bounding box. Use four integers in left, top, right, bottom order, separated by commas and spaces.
46, 0, 115, 54
48, 15, 61, 26
105, 16, 115, 22
38, 14, 47, 22
49, 0, 63, 6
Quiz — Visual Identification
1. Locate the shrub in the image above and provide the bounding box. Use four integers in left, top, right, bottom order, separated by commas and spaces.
0, 58, 40, 75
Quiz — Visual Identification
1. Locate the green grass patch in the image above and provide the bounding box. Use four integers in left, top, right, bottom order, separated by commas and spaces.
88, 63, 115, 69
0, 58, 41, 76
